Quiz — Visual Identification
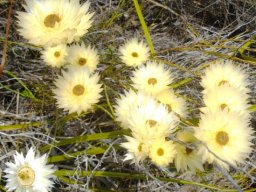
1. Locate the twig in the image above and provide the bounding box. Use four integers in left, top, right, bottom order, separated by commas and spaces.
0, 0, 14, 76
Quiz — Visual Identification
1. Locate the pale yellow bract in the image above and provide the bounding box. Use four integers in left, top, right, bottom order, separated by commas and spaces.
174, 131, 204, 172
17, 0, 93, 46
67, 43, 99, 73
155, 89, 188, 118
131, 61, 173, 95
53, 66, 102, 114
121, 136, 150, 163
41, 44, 68, 68
201, 60, 249, 94
149, 139, 176, 167
194, 110, 253, 169
201, 85, 250, 114
119, 38, 150, 67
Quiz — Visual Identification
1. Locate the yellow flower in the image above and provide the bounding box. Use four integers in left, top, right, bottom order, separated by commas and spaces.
121, 136, 150, 163
194, 110, 254, 169
131, 61, 173, 95
17, 0, 93, 46
128, 97, 178, 141
41, 44, 67, 68
155, 89, 188, 118
53, 66, 102, 114
201, 85, 249, 114
67, 43, 99, 73
115, 90, 154, 129
201, 60, 249, 94
174, 131, 204, 172
149, 139, 176, 167
119, 38, 150, 67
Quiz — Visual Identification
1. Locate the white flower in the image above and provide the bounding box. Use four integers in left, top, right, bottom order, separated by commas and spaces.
149, 139, 176, 167
119, 38, 150, 67
53, 66, 102, 114
174, 131, 204, 172
155, 89, 188, 118
17, 0, 93, 46
201, 60, 249, 94
67, 43, 99, 73
127, 97, 178, 140
41, 44, 67, 68
121, 136, 150, 163
4, 148, 55, 192
131, 61, 173, 95
194, 110, 254, 169
115, 90, 154, 129
201, 85, 250, 114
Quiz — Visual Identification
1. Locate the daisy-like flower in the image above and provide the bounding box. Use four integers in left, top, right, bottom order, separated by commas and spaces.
149, 139, 176, 167
17, 0, 94, 46
174, 131, 203, 172
67, 43, 99, 73
115, 90, 154, 129
127, 97, 178, 140
119, 38, 150, 67
201, 60, 249, 94
121, 136, 150, 163
53, 66, 102, 114
41, 44, 67, 68
155, 89, 188, 118
4, 148, 55, 192
201, 85, 250, 114
194, 110, 254, 169
131, 61, 173, 95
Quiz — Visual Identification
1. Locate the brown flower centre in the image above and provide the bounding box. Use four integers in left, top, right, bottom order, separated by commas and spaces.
147, 78, 157, 85
138, 143, 143, 152
131, 52, 139, 57
216, 131, 229, 146
218, 80, 228, 86
54, 51, 61, 58
157, 148, 164, 156
17, 166, 35, 187
72, 84, 85, 96
146, 119, 157, 127
78, 58, 87, 66
185, 147, 193, 155
220, 103, 228, 111
44, 14, 61, 28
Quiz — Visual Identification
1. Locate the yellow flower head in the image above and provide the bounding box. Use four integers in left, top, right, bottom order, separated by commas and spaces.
201, 60, 249, 94
119, 38, 150, 67
131, 61, 173, 95
149, 139, 176, 167
195, 110, 254, 169
67, 43, 99, 73
128, 97, 178, 140
115, 90, 154, 129
17, 0, 94, 46
201, 85, 250, 114
41, 44, 67, 68
121, 136, 150, 163
155, 89, 188, 118
53, 66, 102, 114
174, 131, 204, 172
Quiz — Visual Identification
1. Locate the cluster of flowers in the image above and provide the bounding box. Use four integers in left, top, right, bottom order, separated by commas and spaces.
194, 60, 254, 169
3, 0, 102, 191
2, 0, 255, 191
115, 39, 204, 171
18, 0, 102, 115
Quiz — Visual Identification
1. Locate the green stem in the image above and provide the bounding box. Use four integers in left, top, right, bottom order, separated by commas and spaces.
133, 0, 155, 54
